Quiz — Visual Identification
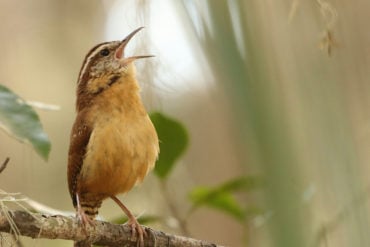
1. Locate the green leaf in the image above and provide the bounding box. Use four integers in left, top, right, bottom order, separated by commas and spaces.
150, 112, 188, 179
0, 84, 51, 160
218, 176, 264, 192
188, 176, 263, 221
189, 186, 245, 220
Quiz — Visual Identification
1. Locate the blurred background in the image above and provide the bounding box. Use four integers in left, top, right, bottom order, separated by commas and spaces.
1, 0, 370, 247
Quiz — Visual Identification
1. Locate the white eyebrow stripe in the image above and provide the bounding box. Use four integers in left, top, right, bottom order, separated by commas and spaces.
78, 43, 112, 84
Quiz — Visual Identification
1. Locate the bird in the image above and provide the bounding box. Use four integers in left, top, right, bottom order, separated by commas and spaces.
67, 27, 159, 247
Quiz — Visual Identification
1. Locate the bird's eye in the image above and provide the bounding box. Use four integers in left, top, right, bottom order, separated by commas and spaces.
100, 48, 110, 56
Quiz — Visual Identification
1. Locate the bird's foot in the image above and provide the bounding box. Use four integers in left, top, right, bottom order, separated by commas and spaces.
126, 216, 147, 247
76, 206, 95, 235
75, 193, 95, 230
110, 195, 146, 247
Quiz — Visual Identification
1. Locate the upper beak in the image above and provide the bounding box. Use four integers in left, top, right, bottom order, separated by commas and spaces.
115, 27, 154, 63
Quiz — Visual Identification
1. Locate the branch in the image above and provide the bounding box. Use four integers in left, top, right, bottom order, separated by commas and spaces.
0, 210, 222, 247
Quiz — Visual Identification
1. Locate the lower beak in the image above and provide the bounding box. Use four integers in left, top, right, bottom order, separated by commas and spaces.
115, 27, 154, 63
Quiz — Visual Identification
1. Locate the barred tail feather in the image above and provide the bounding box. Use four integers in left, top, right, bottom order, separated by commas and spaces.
80, 204, 100, 218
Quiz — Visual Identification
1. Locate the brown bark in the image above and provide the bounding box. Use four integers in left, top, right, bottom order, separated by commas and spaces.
0, 210, 223, 247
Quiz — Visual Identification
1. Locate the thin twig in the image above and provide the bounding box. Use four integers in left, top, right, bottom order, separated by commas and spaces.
0, 158, 9, 174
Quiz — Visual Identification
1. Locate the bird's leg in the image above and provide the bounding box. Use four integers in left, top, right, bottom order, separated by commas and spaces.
111, 195, 146, 247
76, 193, 95, 230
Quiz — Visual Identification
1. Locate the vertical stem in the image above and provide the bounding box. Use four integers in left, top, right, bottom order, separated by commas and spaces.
160, 180, 190, 236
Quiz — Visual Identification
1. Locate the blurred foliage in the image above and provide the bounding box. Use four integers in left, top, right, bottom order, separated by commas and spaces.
178, 0, 370, 246
189, 176, 263, 222
0, 84, 51, 160
150, 112, 189, 179
110, 214, 161, 225
181, 1, 317, 246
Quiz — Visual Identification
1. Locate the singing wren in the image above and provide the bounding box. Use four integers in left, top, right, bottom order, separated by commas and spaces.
67, 27, 159, 247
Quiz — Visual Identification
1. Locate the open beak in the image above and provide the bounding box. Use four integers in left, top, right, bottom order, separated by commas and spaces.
115, 27, 154, 64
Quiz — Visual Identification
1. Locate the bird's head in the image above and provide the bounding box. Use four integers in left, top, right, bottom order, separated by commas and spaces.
77, 27, 152, 96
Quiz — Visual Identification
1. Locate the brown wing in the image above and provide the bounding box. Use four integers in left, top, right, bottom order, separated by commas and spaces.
67, 111, 92, 207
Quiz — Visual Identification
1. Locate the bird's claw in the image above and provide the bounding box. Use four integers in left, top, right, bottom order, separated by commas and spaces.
77, 208, 95, 234
126, 218, 146, 247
